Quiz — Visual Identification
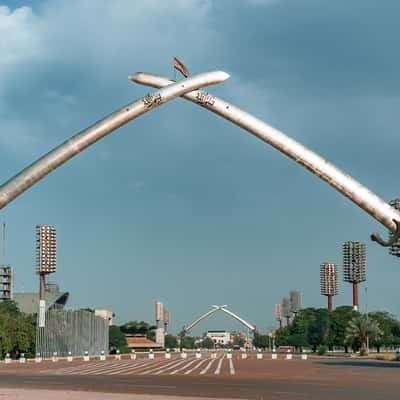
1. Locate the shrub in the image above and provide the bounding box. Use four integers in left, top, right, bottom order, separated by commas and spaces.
317, 345, 328, 356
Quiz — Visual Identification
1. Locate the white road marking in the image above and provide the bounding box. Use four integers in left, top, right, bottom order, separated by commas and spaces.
78, 361, 141, 375
184, 358, 208, 375
56, 360, 134, 375
151, 359, 188, 375
63, 360, 147, 376
229, 358, 235, 375
118, 359, 172, 375
214, 355, 225, 375
200, 357, 218, 375
106, 359, 167, 375
135, 359, 179, 375
169, 359, 197, 375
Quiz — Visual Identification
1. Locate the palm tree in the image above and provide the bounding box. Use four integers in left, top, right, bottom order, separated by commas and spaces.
345, 315, 382, 354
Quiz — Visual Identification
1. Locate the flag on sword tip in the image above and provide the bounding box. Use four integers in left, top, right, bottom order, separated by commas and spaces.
174, 57, 189, 78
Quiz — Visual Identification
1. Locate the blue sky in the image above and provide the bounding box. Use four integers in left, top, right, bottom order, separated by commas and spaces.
1, 0, 400, 335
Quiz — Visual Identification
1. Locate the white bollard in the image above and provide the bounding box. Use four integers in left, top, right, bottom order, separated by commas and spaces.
272, 352, 278, 360
211, 352, 217, 359
67, 351, 73, 362
19, 354, 26, 364
285, 349, 292, 360
227, 350, 232, 360
195, 350, 202, 359
301, 351, 308, 360
35, 353, 42, 363
165, 349, 171, 359
148, 349, 155, 360
256, 352, 263, 359
83, 351, 90, 362
115, 350, 121, 360
130, 350, 136, 360
5, 353, 11, 364
241, 353, 247, 359
100, 351, 106, 361
52, 352, 58, 362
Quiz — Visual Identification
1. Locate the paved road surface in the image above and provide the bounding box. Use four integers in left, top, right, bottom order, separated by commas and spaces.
0, 353, 398, 399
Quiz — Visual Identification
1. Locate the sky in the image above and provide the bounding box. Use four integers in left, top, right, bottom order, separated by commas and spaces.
1, 0, 400, 335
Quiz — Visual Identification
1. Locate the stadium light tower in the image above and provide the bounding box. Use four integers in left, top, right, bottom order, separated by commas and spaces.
343, 241, 366, 311
36, 225, 56, 299
164, 306, 170, 334
389, 198, 400, 257
282, 297, 291, 327
36, 225, 56, 327
275, 303, 283, 329
320, 262, 338, 312
289, 290, 302, 316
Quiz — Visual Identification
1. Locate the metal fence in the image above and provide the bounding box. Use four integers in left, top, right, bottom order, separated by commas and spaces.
36, 308, 109, 358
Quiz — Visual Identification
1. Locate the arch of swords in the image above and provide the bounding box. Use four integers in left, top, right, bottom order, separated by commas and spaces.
0, 67, 399, 250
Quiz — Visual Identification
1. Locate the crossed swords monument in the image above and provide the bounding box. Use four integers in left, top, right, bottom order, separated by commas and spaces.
1, 60, 399, 249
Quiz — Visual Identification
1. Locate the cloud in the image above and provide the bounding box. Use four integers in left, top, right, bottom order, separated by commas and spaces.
0, 0, 220, 159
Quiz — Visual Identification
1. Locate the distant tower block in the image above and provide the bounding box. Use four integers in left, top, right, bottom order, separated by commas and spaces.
289, 290, 302, 316
343, 241, 366, 311
320, 262, 338, 312
389, 198, 400, 257
164, 306, 170, 333
0, 265, 13, 300
275, 303, 283, 329
155, 301, 163, 328
282, 297, 291, 327
0, 223, 13, 301
36, 225, 57, 300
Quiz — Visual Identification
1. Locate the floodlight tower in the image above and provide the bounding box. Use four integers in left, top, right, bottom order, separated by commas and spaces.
36, 225, 56, 301
155, 301, 163, 328
343, 241, 366, 311
164, 306, 170, 334
290, 290, 302, 316
320, 262, 338, 312
282, 297, 291, 327
389, 198, 400, 257
275, 303, 283, 329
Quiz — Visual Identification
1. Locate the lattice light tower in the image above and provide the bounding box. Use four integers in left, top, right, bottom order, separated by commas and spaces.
164, 306, 170, 334
275, 303, 282, 329
343, 241, 366, 311
320, 262, 338, 312
290, 290, 302, 316
389, 198, 400, 257
36, 225, 56, 301
282, 297, 291, 327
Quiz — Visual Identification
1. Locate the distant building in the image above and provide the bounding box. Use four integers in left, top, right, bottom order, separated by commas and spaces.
0, 265, 13, 300
14, 283, 69, 314
125, 334, 162, 349
95, 309, 114, 326
206, 330, 231, 346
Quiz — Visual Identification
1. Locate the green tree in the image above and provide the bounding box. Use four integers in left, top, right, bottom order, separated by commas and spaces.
345, 315, 382, 354
369, 312, 400, 352
275, 327, 290, 347
0, 301, 36, 358
181, 336, 196, 349
109, 325, 128, 353
233, 335, 245, 348
330, 306, 359, 352
310, 309, 331, 351
253, 332, 269, 349
200, 337, 215, 349
288, 334, 308, 351
164, 334, 178, 349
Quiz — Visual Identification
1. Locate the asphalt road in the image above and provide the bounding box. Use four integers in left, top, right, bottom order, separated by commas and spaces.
0, 353, 398, 399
